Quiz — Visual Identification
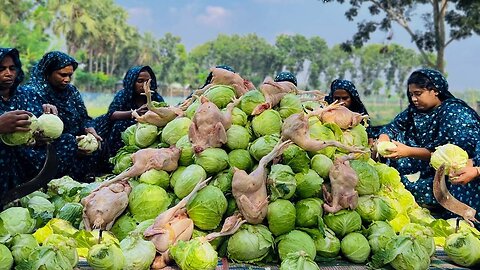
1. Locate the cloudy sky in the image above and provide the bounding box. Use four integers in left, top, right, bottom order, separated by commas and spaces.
115, 0, 479, 92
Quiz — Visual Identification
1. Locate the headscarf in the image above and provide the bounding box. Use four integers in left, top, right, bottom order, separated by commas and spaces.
29, 51, 78, 86
201, 65, 236, 88
122, 65, 158, 96
406, 68, 453, 106
274, 71, 297, 86
0, 48, 24, 93
326, 79, 369, 115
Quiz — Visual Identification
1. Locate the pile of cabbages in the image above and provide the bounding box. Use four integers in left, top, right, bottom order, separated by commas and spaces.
1, 84, 480, 270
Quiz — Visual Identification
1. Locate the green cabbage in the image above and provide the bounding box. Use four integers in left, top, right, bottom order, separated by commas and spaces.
26, 196, 55, 227
323, 210, 362, 238
111, 213, 138, 241
349, 160, 380, 195
267, 199, 296, 236
356, 195, 397, 222
227, 224, 274, 263
47, 175, 87, 202
204, 85, 236, 109
277, 230, 316, 260
239, 90, 265, 115
252, 109, 282, 137
223, 107, 248, 126
44, 234, 78, 267
340, 232, 370, 263
295, 198, 323, 228
280, 251, 320, 270
57, 202, 83, 228
374, 163, 402, 188
187, 186, 227, 230
134, 123, 158, 148
210, 169, 233, 193
279, 94, 303, 119
170, 238, 218, 270
430, 143, 469, 175
370, 235, 430, 270
87, 242, 125, 270
9, 234, 38, 265
365, 221, 396, 254
339, 124, 368, 153
128, 183, 170, 222
228, 149, 254, 171
37, 113, 64, 139
139, 169, 170, 189
407, 207, 436, 226
0, 114, 38, 146
308, 119, 337, 158
301, 227, 341, 258
120, 234, 156, 270
376, 141, 397, 157
161, 117, 192, 145
174, 164, 207, 199
169, 166, 186, 189
444, 232, 480, 267
0, 244, 13, 270
110, 146, 135, 174
194, 148, 229, 174
176, 135, 195, 166
248, 134, 280, 161
0, 207, 35, 235
295, 169, 323, 199
310, 154, 333, 179
17, 246, 72, 270
226, 125, 251, 150
268, 164, 297, 201
283, 144, 311, 174
185, 99, 200, 119
78, 133, 99, 153
400, 223, 435, 257
121, 124, 136, 146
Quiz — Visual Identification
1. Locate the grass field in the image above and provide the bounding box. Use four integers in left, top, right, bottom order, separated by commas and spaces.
82, 91, 479, 126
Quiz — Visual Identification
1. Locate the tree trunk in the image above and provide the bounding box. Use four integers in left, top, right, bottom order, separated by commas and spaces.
433, 0, 447, 73
88, 49, 93, 73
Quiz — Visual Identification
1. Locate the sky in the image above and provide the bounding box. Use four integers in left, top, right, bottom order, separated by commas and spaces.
115, 0, 480, 92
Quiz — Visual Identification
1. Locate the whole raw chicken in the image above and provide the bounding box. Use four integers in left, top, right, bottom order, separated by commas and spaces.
313, 101, 369, 130
81, 180, 131, 231
98, 146, 181, 188
133, 80, 184, 127
144, 179, 210, 269
252, 78, 324, 115
189, 95, 240, 153
322, 154, 359, 213
281, 110, 366, 153
232, 140, 292, 224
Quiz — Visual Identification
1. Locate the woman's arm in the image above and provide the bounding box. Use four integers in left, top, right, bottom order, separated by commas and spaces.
382, 140, 432, 161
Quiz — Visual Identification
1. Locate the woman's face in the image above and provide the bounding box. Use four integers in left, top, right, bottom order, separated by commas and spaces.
135, 71, 152, 95
408, 83, 441, 111
47, 65, 74, 91
332, 89, 352, 108
0, 55, 17, 92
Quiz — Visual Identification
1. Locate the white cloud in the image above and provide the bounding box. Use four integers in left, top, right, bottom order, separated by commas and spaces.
196, 6, 231, 27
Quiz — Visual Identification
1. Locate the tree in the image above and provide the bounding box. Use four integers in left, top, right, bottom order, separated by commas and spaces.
329, 0, 480, 73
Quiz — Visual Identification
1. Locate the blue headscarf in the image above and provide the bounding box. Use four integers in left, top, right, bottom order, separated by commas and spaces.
406, 68, 453, 106
0, 48, 24, 94
326, 79, 369, 115
274, 71, 297, 86
122, 65, 158, 95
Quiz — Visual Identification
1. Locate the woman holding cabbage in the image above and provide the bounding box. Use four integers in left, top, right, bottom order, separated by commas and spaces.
377, 68, 480, 219
0, 48, 78, 194
92, 65, 164, 161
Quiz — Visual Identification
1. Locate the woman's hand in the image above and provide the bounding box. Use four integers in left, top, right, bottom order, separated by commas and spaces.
85, 127, 103, 142
135, 104, 148, 116
382, 140, 411, 159
42, 104, 58, 114
450, 159, 479, 185
377, 134, 390, 142
0, 110, 32, 133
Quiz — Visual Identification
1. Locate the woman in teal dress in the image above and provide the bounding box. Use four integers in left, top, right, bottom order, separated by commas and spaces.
378, 68, 480, 219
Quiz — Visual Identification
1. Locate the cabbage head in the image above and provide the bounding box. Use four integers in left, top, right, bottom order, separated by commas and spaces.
37, 113, 64, 139
249, 134, 280, 161
430, 143, 469, 175
365, 221, 396, 254
57, 202, 83, 228
223, 107, 248, 126
349, 159, 380, 195
185, 99, 200, 119
161, 117, 192, 145
340, 232, 370, 263
110, 146, 134, 174
9, 234, 38, 265
139, 168, 170, 189
78, 133, 99, 153
376, 141, 397, 157
128, 183, 170, 222
308, 119, 337, 158
187, 186, 227, 230
252, 109, 282, 137
370, 235, 430, 270
356, 195, 397, 222
87, 242, 125, 270
339, 124, 368, 154
283, 144, 311, 173
444, 232, 480, 267
311, 153, 333, 179
295, 169, 323, 199
134, 123, 158, 148
169, 166, 186, 189
407, 207, 436, 226
0, 114, 37, 146
26, 196, 55, 227
111, 213, 138, 241
267, 199, 296, 236
18, 246, 72, 270
194, 148, 229, 174
268, 164, 297, 201
176, 135, 194, 166
374, 163, 402, 188
120, 234, 156, 270
226, 125, 251, 150
323, 210, 362, 238
239, 90, 265, 115
227, 224, 274, 263
0, 207, 35, 235
279, 94, 303, 119
170, 238, 218, 270
210, 168, 233, 193
295, 198, 323, 228
280, 251, 320, 270
228, 149, 254, 171
0, 244, 13, 270
204, 85, 236, 109
400, 223, 435, 257
44, 234, 78, 267
301, 227, 340, 258
121, 124, 137, 146
277, 230, 316, 260
174, 164, 207, 198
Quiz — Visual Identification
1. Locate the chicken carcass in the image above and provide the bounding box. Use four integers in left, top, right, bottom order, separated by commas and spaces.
322, 154, 359, 213
251, 78, 325, 115
81, 180, 131, 231
281, 110, 366, 153
433, 164, 479, 227
145, 178, 210, 269
133, 80, 184, 127
232, 140, 292, 224
312, 101, 369, 130
189, 95, 240, 153
98, 146, 181, 188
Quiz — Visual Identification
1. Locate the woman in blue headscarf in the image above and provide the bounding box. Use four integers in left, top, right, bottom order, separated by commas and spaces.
93, 65, 164, 159
23, 51, 102, 181
378, 68, 480, 219
326, 79, 381, 140
0, 48, 77, 194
